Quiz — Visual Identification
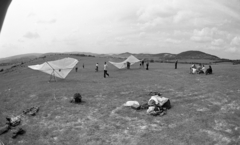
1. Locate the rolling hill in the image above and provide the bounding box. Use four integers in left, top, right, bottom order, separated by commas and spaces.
0, 53, 43, 64
115, 50, 219, 60
175, 51, 219, 60
0, 50, 221, 65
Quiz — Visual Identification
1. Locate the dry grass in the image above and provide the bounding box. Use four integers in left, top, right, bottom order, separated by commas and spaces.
0, 55, 240, 145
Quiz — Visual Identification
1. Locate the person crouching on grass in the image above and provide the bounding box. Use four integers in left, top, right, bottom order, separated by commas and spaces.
104, 62, 109, 78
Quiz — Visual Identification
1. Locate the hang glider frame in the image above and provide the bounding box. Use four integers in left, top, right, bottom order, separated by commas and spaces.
46, 62, 63, 82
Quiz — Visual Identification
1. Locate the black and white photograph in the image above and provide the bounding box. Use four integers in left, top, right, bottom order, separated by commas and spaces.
0, 0, 240, 144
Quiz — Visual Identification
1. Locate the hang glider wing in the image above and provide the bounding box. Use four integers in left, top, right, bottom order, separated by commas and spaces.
109, 55, 140, 69
125, 55, 140, 65
28, 58, 78, 79
109, 61, 127, 69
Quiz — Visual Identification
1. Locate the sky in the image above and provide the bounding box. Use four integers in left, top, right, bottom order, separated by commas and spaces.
0, 0, 240, 59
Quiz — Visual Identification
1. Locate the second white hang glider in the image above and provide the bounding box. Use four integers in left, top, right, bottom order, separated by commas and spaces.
109, 55, 140, 69
28, 57, 78, 79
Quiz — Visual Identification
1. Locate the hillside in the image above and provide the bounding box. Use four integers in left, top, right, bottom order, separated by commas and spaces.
0, 53, 43, 64
114, 51, 219, 60
175, 51, 219, 60
0, 50, 221, 66
0, 56, 239, 145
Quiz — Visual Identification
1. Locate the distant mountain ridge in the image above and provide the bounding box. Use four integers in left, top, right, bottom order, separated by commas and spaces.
116, 50, 219, 60
0, 50, 221, 64
175, 51, 219, 60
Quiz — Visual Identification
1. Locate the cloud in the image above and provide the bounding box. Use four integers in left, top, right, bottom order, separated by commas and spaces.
136, 2, 178, 30
18, 39, 24, 42
28, 12, 36, 17
190, 27, 227, 43
174, 30, 191, 36
190, 28, 213, 42
114, 37, 130, 46
137, 4, 176, 21
37, 19, 56, 24
138, 32, 146, 37
173, 10, 199, 23
165, 38, 181, 43
211, 39, 224, 46
207, 46, 222, 50
230, 36, 240, 46
225, 47, 237, 53
63, 37, 79, 46
23, 32, 40, 39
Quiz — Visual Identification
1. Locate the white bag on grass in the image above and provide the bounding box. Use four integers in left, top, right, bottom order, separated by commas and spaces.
123, 101, 140, 108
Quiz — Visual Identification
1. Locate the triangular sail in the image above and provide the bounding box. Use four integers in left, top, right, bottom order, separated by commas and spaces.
109, 55, 140, 69
28, 57, 78, 79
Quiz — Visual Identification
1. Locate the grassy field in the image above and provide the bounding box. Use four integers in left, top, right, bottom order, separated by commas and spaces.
0, 55, 240, 145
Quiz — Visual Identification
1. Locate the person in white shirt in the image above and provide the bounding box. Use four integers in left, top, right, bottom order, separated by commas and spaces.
104, 62, 109, 78
95, 63, 98, 72
190, 64, 196, 74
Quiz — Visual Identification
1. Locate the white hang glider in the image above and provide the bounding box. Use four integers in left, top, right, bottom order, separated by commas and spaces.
28, 57, 78, 81
109, 55, 141, 69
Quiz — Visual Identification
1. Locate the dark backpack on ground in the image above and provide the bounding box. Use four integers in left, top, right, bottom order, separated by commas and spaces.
162, 100, 171, 109
71, 93, 82, 103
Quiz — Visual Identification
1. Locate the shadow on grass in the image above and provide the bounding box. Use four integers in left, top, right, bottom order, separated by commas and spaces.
69, 100, 87, 105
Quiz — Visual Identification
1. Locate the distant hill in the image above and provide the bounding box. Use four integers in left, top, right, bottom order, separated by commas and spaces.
151, 53, 176, 60
113, 51, 219, 60
0, 50, 222, 65
64, 51, 99, 56
0, 53, 43, 64
175, 51, 219, 60
118, 52, 133, 58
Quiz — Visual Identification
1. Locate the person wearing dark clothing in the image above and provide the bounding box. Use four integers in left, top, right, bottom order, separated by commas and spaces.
127, 62, 130, 69
142, 61, 145, 68
82, 64, 84, 69
205, 65, 212, 75
175, 60, 178, 69
146, 62, 149, 70
104, 62, 109, 78
75, 66, 78, 72
95, 63, 98, 72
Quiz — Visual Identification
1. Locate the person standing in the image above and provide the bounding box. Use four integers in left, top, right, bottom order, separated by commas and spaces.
95, 63, 99, 72
127, 62, 130, 69
82, 63, 84, 69
142, 61, 145, 68
104, 62, 109, 78
175, 60, 178, 69
146, 62, 149, 70
75, 66, 78, 72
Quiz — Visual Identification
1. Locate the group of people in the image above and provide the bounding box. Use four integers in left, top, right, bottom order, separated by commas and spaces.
190, 64, 212, 75
76, 61, 213, 79
140, 60, 149, 70
77, 60, 149, 78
